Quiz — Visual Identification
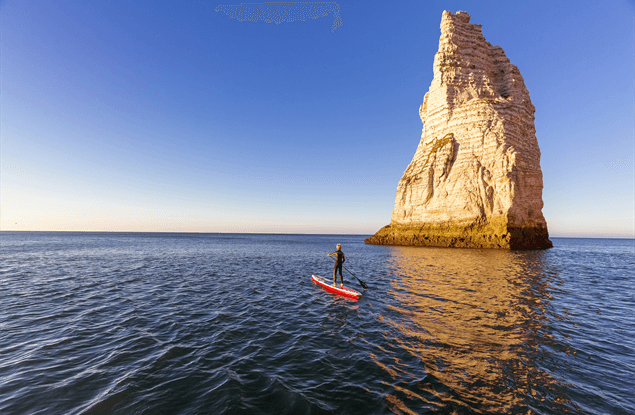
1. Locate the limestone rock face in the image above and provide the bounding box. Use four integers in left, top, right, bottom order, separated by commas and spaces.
366, 10, 551, 249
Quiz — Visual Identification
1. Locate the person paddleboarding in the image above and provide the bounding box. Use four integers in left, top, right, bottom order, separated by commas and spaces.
328, 244, 345, 287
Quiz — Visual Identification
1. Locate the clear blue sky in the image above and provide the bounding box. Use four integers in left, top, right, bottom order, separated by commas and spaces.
1, 0, 634, 237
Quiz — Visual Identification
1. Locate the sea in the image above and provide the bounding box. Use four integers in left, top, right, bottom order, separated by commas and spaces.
0, 232, 633, 415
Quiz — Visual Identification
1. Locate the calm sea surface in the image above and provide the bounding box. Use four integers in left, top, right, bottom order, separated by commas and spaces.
1, 232, 633, 414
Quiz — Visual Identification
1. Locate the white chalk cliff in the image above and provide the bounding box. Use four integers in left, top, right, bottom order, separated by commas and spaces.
366, 11, 551, 249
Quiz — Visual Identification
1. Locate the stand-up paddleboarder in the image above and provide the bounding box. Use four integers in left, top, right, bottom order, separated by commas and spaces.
328, 244, 345, 287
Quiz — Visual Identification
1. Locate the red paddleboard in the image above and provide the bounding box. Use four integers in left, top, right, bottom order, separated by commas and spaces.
312, 274, 362, 300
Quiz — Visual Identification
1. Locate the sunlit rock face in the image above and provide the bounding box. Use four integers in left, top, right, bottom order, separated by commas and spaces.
366, 10, 551, 249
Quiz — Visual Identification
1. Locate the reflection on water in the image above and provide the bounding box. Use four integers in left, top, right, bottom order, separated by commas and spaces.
375, 246, 575, 414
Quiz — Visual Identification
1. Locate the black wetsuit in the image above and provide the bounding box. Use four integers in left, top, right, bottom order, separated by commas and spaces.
331, 249, 345, 284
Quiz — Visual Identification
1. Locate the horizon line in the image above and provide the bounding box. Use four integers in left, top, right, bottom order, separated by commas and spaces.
1, 230, 634, 240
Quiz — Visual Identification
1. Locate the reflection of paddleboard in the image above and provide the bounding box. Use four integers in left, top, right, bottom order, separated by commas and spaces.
311, 274, 362, 301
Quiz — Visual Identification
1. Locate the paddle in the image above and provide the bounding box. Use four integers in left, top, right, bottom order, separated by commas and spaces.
329, 255, 368, 289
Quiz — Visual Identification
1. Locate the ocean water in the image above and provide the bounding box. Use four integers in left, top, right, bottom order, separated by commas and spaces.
0, 232, 633, 415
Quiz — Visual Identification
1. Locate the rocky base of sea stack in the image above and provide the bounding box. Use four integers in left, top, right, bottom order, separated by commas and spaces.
365, 222, 552, 250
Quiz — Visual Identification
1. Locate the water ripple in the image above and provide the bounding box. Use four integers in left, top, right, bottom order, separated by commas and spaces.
0, 233, 633, 414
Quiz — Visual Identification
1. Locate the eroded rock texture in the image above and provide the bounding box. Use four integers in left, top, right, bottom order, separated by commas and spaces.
366, 11, 551, 249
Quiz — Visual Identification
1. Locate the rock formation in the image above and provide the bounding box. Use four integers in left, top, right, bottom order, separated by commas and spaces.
366, 11, 552, 249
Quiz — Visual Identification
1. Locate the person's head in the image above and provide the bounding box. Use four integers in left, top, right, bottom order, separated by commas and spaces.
336, 244, 341, 251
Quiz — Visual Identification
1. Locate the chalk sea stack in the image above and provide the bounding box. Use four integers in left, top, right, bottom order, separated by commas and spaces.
366, 11, 552, 249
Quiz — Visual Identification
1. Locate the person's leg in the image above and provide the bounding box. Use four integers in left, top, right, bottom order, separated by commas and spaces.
333, 262, 338, 285
338, 265, 344, 287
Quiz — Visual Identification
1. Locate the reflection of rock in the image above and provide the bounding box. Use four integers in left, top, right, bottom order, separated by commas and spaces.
366, 11, 552, 249
375, 246, 571, 413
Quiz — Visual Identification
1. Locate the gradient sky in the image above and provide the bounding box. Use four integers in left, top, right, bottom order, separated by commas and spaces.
1, 0, 634, 237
